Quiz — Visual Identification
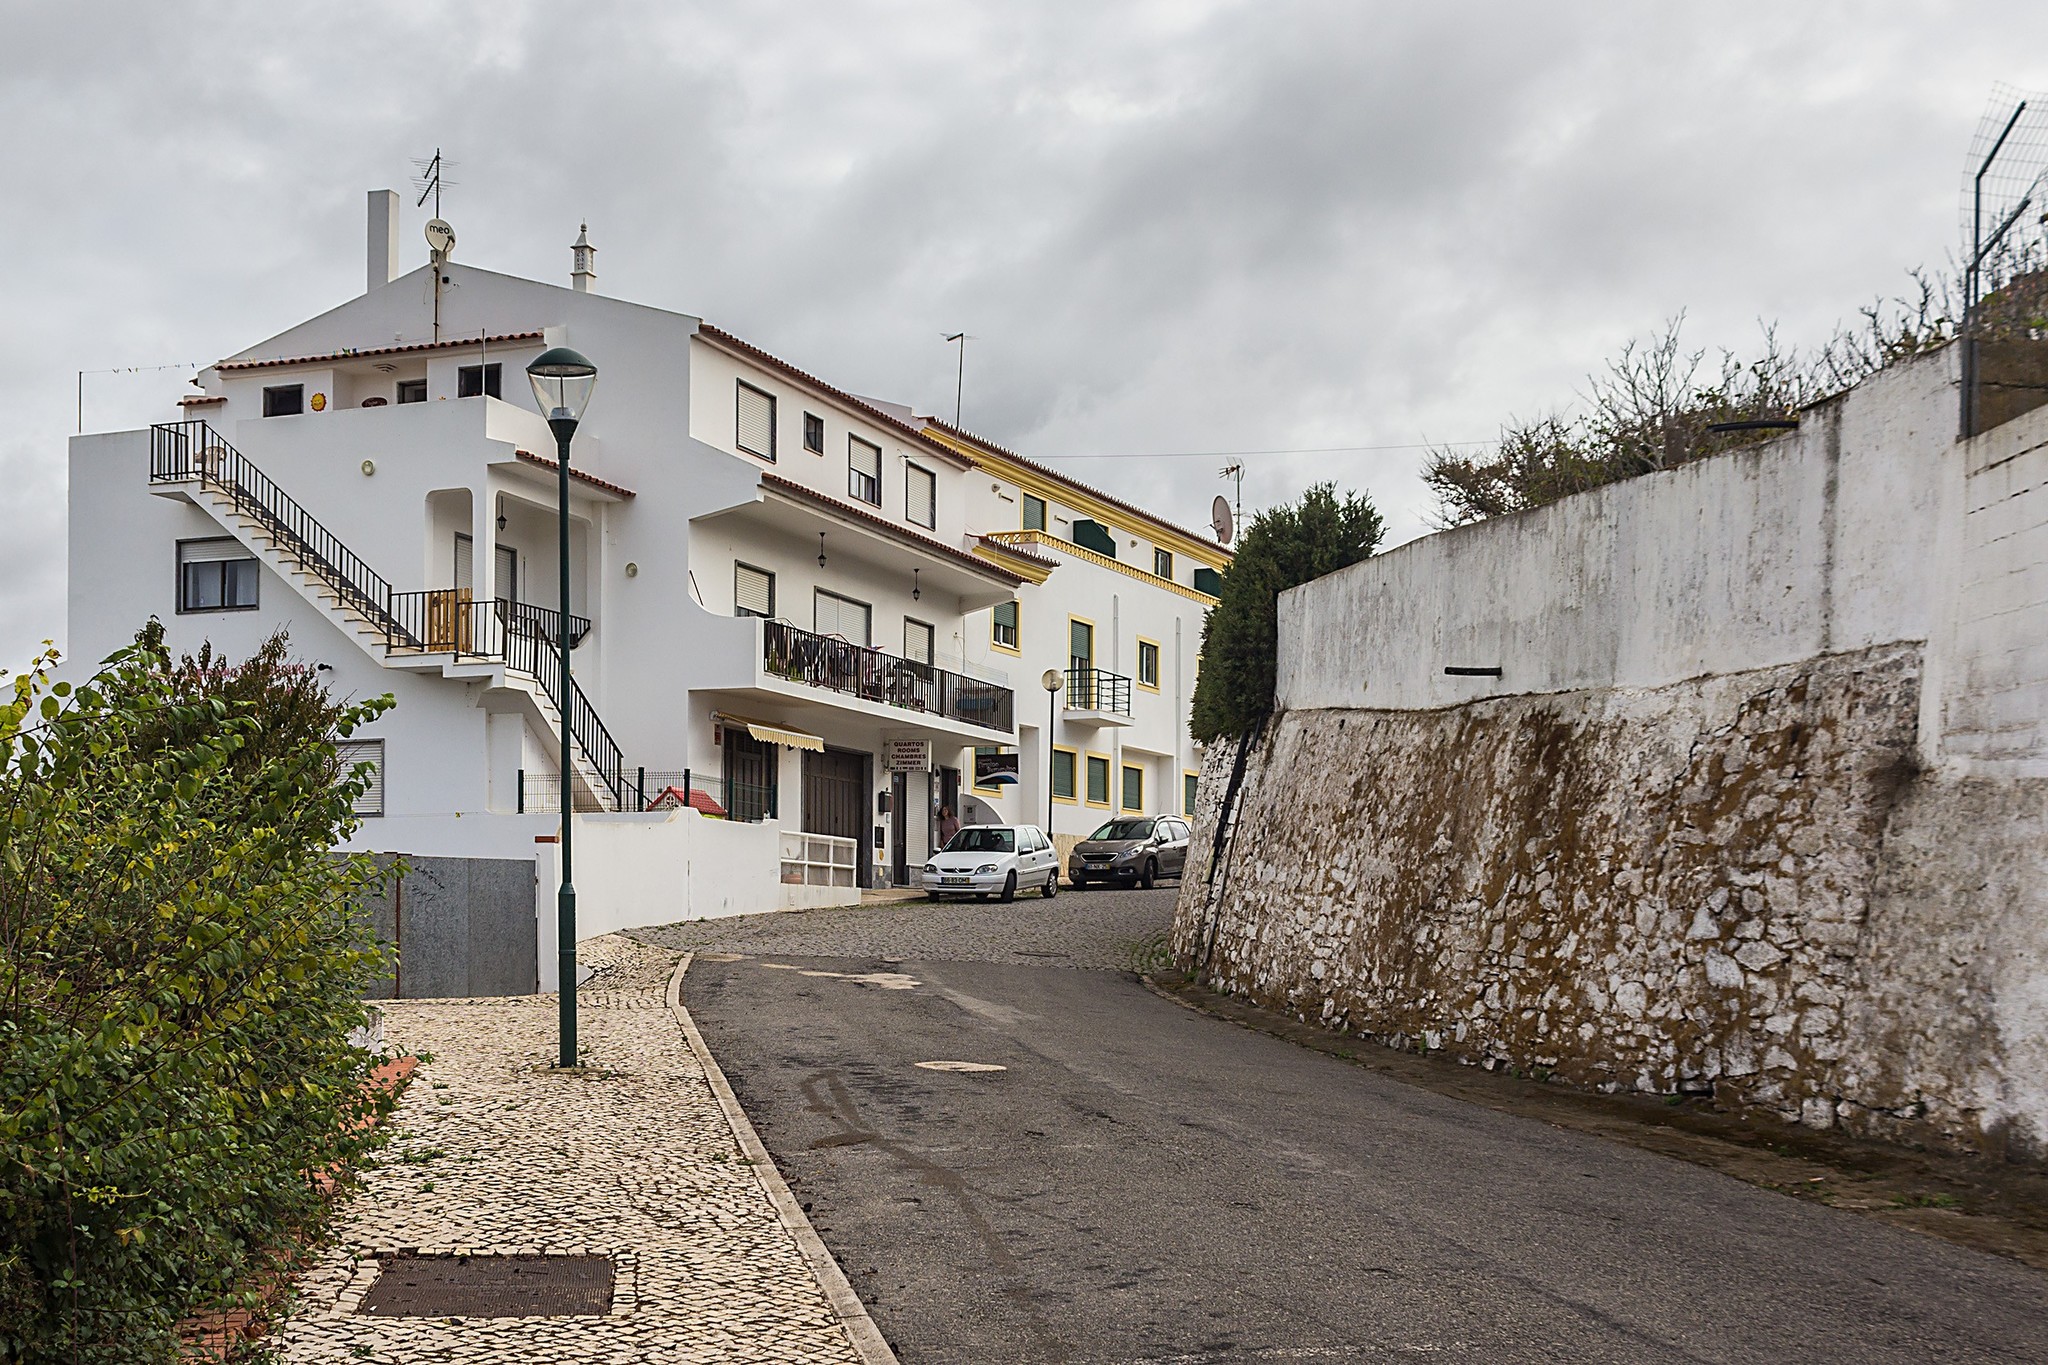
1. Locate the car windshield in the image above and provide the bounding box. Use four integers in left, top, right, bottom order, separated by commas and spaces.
1090, 818, 1154, 841
944, 827, 1014, 854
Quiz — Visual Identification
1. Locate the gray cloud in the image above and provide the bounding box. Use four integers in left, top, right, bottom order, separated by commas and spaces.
6, 2, 2048, 669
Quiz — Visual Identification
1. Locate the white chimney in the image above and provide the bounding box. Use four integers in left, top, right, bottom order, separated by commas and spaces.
367, 189, 401, 293
571, 222, 596, 293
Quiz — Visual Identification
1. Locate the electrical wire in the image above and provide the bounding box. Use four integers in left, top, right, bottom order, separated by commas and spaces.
1032, 439, 1496, 461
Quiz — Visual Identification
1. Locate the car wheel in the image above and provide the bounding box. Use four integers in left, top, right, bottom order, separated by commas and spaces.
1000, 870, 1018, 903
1042, 869, 1059, 899
1141, 859, 1157, 890
926, 890, 941, 901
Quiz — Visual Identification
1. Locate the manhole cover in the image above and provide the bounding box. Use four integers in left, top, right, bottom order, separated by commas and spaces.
359, 1254, 614, 1317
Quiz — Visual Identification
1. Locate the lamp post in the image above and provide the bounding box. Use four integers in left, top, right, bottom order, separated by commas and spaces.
1041, 669, 1063, 837
527, 346, 598, 1070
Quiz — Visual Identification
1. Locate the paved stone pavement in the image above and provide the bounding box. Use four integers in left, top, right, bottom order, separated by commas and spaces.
276, 934, 874, 1364
632, 883, 1173, 971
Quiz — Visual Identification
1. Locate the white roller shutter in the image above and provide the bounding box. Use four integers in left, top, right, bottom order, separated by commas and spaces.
734, 563, 775, 618
736, 382, 776, 460
178, 537, 251, 564
335, 739, 385, 817
814, 589, 871, 646
848, 436, 882, 504
906, 464, 936, 527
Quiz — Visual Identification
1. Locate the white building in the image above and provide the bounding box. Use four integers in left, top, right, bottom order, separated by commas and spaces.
65, 191, 1228, 966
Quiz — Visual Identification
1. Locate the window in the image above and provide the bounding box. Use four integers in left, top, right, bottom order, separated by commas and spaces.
904, 617, 935, 664
262, 384, 304, 417
396, 379, 427, 404
1069, 618, 1094, 672
1122, 764, 1144, 811
457, 363, 503, 398
1091, 817, 1155, 841
1184, 772, 1199, 816
1072, 519, 1117, 557
803, 412, 825, 454
814, 588, 871, 645
1193, 566, 1223, 596
944, 826, 1014, 854
1137, 639, 1161, 690
1023, 494, 1047, 532
848, 435, 882, 505
1051, 748, 1078, 801
734, 563, 775, 619
335, 739, 385, 817
991, 601, 1019, 651
178, 538, 259, 612
1154, 548, 1173, 579
906, 463, 936, 528
1086, 755, 1111, 806
736, 381, 776, 460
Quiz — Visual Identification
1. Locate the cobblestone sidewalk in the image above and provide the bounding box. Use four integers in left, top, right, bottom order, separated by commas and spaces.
276, 935, 878, 1363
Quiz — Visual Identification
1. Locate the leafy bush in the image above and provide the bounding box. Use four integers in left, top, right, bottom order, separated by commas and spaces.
0, 627, 393, 1363
1190, 484, 1383, 743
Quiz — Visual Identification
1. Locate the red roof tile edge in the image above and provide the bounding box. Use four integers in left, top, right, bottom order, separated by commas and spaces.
216, 330, 549, 373
762, 473, 1026, 586
514, 449, 637, 499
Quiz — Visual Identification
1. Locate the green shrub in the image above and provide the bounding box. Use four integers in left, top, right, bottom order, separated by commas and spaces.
0, 627, 394, 1363
1190, 483, 1383, 743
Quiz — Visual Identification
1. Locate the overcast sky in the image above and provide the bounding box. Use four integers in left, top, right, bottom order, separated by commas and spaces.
5, 2, 2047, 672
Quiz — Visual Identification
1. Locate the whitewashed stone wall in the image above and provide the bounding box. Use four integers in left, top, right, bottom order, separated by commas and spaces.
1176, 351, 2048, 1155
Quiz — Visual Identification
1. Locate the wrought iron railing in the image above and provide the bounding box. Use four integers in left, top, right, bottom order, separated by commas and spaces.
386, 592, 591, 657
150, 420, 416, 647
761, 619, 1013, 733
1067, 667, 1132, 716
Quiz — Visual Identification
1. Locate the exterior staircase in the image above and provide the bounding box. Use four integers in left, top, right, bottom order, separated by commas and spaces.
149, 420, 631, 812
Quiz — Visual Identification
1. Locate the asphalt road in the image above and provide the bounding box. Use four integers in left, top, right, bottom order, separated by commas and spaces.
656, 889, 2048, 1364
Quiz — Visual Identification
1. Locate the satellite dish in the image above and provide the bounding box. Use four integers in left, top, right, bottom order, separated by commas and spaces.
1212, 495, 1234, 545
424, 219, 456, 258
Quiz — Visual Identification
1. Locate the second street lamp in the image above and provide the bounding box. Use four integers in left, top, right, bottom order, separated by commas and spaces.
527, 345, 598, 1071
1041, 669, 1063, 837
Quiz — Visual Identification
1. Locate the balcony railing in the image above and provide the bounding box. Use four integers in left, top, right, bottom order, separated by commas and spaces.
1066, 668, 1132, 716
762, 619, 1014, 733
387, 592, 591, 657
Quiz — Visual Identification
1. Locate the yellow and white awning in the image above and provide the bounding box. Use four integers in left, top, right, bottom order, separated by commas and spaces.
715, 712, 825, 752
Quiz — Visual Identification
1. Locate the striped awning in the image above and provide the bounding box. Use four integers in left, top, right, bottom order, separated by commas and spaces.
715, 712, 825, 752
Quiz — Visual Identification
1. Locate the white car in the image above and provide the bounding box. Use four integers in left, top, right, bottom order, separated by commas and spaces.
923, 824, 1060, 901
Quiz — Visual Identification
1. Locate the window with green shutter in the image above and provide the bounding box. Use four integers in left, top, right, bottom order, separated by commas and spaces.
1072, 519, 1117, 557
1086, 754, 1110, 805
1121, 765, 1143, 811
1184, 772, 1198, 815
1023, 494, 1046, 531
1051, 748, 1076, 800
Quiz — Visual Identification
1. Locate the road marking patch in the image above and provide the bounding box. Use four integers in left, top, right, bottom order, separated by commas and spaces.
914, 1060, 1008, 1073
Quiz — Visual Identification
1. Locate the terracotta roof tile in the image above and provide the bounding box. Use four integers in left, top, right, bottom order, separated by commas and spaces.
514, 449, 636, 499
216, 331, 548, 373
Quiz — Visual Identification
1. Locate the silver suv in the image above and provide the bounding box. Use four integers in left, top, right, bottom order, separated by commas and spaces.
1067, 816, 1190, 890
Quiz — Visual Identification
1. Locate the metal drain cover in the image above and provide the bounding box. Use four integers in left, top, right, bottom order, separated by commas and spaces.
359, 1254, 614, 1317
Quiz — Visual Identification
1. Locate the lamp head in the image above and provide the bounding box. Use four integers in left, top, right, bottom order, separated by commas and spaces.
527, 347, 598, 427
1041, 668, 1064, 693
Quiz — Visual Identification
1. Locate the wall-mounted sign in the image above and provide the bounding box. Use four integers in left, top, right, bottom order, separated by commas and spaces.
885, 738, 931, 772
310, 392, 327, 412
974, 749, 1020, 787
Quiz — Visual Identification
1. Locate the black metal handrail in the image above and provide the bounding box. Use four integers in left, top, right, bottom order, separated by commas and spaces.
387, 592, 591, 657
762, 619, 1013, 732
151, 420, 417, 647
500, 603, 629, 811
1067, 667, 1132, 716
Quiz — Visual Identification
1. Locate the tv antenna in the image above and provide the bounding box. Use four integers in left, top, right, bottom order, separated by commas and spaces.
412, 148, 457, 217
944, 332, 974, 428
1219, 461, 1244, 539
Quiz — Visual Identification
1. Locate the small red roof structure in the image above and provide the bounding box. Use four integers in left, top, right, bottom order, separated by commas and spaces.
647, 785, 726, 817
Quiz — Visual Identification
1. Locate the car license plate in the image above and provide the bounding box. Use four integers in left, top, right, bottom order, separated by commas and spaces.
942, 876, 969, 886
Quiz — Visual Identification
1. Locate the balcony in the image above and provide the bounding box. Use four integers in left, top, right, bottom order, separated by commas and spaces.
762, 619, 1014, 733
1064, 667, 1133, 726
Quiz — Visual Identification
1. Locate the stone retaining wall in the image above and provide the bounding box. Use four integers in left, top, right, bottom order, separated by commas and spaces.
1173, 643, 2048, 1154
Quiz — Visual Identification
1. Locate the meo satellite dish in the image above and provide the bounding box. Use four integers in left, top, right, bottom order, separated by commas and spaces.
1212, 495, 1234, 545
425, 219, 456, 258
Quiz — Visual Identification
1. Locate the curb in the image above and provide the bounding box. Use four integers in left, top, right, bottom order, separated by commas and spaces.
666, 952, 900, 1365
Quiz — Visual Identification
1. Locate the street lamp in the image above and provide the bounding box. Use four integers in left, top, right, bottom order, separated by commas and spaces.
1041, 669, 1063, 837
528, 345, 598, 1070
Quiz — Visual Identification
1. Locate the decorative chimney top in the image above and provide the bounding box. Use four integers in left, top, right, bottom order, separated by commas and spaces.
571, 222, 596, 294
